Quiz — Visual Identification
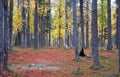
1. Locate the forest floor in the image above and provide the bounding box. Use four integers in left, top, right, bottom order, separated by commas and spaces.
0, 47, 120, 77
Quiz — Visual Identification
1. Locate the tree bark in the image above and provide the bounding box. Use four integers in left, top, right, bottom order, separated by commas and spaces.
21, 0, 27, 48
4, 0, 9, 69
85, 0, 89, 48
0, 0, 5, 70
65, 0, 69, 49
72, 0, 79, 60
58, 0, 61, 48
9, 0, 13, 48
116, 0, 119, 49
27, 0, 31, 47
79, 0, 85, 48
116, 0, 120, 72
92, 0, 99, 67
107, 0, 112, 50
34, 0, 39, 49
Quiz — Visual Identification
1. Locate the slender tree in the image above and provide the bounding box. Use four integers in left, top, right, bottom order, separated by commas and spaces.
48, 0, 51, 46
0, 0, 9, 70
0, 0, 5, 70
16, 0, 21, 46
65, 0, 69, 49
107, 0, 112, 50
27, 0, 31, 47
9, 0, 13, 48
72, 0, 79, 60
39, 1, 45, 47
58, 0, 61, 48
21, 0, 27, 48
34, 0, 39, 49
85, 0, 89, 48
92, 0, 99, 66
116, 0, 120, 72
4, 0, 10, 69
79, 0, 85, 48
116, 0, 119, 48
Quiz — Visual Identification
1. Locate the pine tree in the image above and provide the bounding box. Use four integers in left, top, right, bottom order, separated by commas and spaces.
72, 0, 79, 60
85, 0, 90, 48
92, 0, 99, 66
34, 0, 39, 49
116, 0, 120, 72
107, 0, 112, 50
65, 0, 69, 49
21, 0, 27, 48
0, 0, 5, 70
79, 0, 85, 48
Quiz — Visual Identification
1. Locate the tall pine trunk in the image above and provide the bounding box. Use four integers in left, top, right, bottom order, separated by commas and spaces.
21, 0, 27, 48
27, 0, 31, 47
116, 0, 119, 49
92, 0, 99, 66
34, 0, 39, 49
85, 0, 89, 48
9, 0, 13, 48
58, 0, 61, 48
79, 0, 85, 48
72, 0, 79, 60
16, 0, 21, 46
48, 0, 51, 47
0, 0, 5, 70
107, 0, 112, 50
65, 0, 69, 49
116, 0, 120, 72
4, 0, 9, 69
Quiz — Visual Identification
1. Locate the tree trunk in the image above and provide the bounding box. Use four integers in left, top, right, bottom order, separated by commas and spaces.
72, 0, 79, 60
58, 0, 61, 48
107, 0, 112, 50
17, 31, 21, 46
4, 0, 9, 69
116, 0, 120, 72
9, 0, 13, 48
21, 0, 27, 48
116, 0, 119, 49
85, 0, 89, 48
48, 0, 51, 47
27, 0, 31, 47
65, 0, 69, 49
34, 0, 39, 49
92, 0, 99, 67
79, 0, 85, 48
0, 0, 5, 70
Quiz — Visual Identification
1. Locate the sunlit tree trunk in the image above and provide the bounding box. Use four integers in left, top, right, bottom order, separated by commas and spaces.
92, 0, 99, 67
100, 0, 104, 48
72, 0, 79, 60
58, 0, 61, 48
107, 0, 112, 50
65, 0, 69, 49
